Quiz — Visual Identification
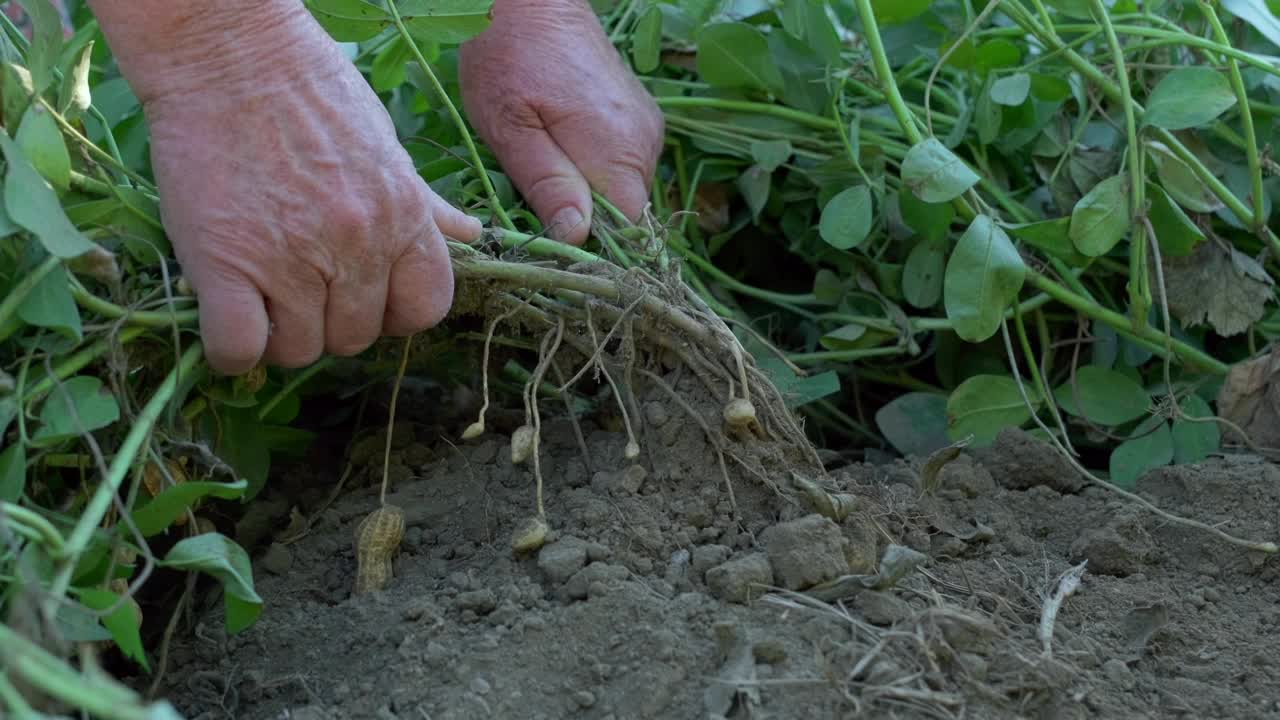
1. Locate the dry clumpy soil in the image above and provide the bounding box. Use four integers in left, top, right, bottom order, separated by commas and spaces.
145, 381, 1280, 720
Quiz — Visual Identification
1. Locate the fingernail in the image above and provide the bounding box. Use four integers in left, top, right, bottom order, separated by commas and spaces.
549, 207, 585, 241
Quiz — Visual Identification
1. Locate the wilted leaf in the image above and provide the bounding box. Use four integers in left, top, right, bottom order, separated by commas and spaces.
1070, 174, 1130, 256
58, 40, 95, 120
132, 479, 250, 537
1216, 345, 1280, 448
76, 588, 148, 670
819, 185, 873, 250
902, 138, 981, 203
943, 215, 1026, 342
1142, 67, 1236, 130
1161, 241, 1273, 337
946, 374, 1037, 445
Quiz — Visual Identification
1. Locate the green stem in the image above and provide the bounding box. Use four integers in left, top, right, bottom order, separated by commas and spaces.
788, 346, 908, 364
666, 243, 823, 311
1026, 271, 1228, 374
36, 97, 157, 193
387, 2, 514, 231
22, 327, 148, 404
1091, 0, 1149, 330
0, 502, 66, 555
70, 281, 199, 327
483, 228, 602, 265
52, 341, 205, 597
1201, 2, 1266, 232
855, 0, 924, 146
256, 357, 335, 422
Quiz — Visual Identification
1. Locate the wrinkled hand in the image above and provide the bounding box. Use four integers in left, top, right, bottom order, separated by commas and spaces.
134, 8, 480, 375
459, 0, 665, 246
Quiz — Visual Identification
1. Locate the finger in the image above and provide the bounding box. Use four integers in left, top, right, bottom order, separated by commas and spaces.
480, 124, 593, 246
191, 266, 271, 376
324, 266, 388, 358
383, 225, 455, 337
433, 200, 483, 242
262, 276, 327, 369
587, 163, 652, 224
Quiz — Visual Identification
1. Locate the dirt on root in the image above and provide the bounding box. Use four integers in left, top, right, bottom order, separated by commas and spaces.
140, 376, 1280, 720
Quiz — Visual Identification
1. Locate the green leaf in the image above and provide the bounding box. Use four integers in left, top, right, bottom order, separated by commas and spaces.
75, 588, 149, 671
1008, 217, 1090, 266
1053, 365, 1150, 426
757, 356, 840, 408
898, 189, 954, 242
946, 374, 1037, 446
16, 103, 71, 195
1142, 67, 1237, 130
1223, 0, 1280, 48
871, 0, 932, 24
1172, 394, 1220, 464
696, 22, 784, 94
160, 533, 263, 634
737, 165, 771, 220
370, 36, 412, 92
818, 185, 873, 250
1109, 417, 1173, 488
32, 376, 121, 447
943, 215, 1026, 342
1147, 140, 1223, 213
1069, 174, 1130, 256
875, 392, 951, 457
901, 138, 981, 203
903, 240, 944, 309
57, 40, 94, 120
132, 479, 250, 537
15, 0, 63, 93
18, 262, 81, 342
819, 323, 867, 350
304, 0, 389, 40
0, 442, 26, 503
975, 39, 1022, 73
1148, 182, 1205, 257
400, 0, 495, 45
0, 132, 96, 258
750, 139, 792, 172
990, 73, 1031, 106
632, 3, 663, 73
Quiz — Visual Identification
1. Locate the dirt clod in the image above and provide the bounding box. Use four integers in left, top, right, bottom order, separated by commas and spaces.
760, 514, 850, 590
537, 536, 589, 585
706, 553, 773, 603
976, 428, 1085, 493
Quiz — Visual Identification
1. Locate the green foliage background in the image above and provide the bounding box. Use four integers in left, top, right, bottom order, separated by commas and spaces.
2, 0, 1280, 715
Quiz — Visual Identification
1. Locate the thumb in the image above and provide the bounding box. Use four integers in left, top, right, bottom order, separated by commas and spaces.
189, 265, 270, 376
484, 126, 594, 246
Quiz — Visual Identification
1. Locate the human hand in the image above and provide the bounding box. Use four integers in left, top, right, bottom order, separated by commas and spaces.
102, 3, 480, 375
458, 0, 665, 246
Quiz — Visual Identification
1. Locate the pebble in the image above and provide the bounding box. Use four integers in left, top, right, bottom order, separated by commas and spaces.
470, 677, 492, 696
760, 514, 850, 590
705, 553, 773, 604
469, 440, 498, 465
857, 590, 913, 626
564, 562, 629, 600
455, 589, 497, 615
537, 537, 589, 585
585, 542, 612, 562
260, 543, 292, 576
1102, 658, 1135, 690
690, 544, 732, 579
573, 690, 597, 708
644, 402, 668, 427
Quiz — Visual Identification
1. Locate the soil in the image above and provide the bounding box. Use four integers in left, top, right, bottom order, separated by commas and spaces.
137, 373, 1280, 720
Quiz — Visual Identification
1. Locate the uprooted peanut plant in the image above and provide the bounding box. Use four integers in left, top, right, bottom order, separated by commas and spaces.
5, 0, 1280, 717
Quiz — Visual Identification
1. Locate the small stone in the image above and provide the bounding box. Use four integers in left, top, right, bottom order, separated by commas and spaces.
753, 640, 787, 664
424, 641, 452, 667
456, 589, 497, 615
691, 544, 732, 579
1068, 513, 1155, 577
564, 563, 629, 600
469, 439, 498, 465
619, 465, 648, 494
760, 515, 849, 590
644, 402, 669, 427
585, 542, 612, 562
260, 543, 292, 576
573, 690, 597, 708
448, 571, 473, 590
470, 677, 492, 695
1203, 587, 1221, 604
537, 537, 589, 585
706, 553, 773, 604
1102, 659, 1135, 690
857, 590, 913, 626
